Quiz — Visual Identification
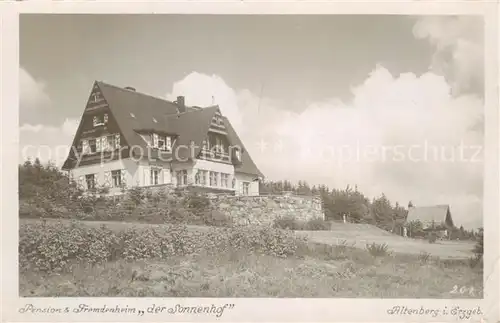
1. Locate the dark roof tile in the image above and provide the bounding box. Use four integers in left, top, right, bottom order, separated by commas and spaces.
96, 81, 263, 176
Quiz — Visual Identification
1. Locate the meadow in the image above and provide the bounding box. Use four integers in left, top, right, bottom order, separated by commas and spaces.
19, 218, 483, 298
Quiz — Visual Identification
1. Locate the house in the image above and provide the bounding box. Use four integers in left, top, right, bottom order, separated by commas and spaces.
62, 81, 263, 196
405, 204, 455, 236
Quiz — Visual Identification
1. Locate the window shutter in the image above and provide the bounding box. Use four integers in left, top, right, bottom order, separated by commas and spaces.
104, 113, 109, 124
93, 116, 98, 127
103, 171, 111, 187
120, 170, 127, 187
115, 134, 120, 149
101, 136, 108, 152
94, 174, 99, 188
78, 176, 85, 190
163, 169, 171, 184
166, 136, 172, 151
143, 167, 150, 186
153, 133, 159, 148
82, 140, 89, 154
96, 137, 102, 152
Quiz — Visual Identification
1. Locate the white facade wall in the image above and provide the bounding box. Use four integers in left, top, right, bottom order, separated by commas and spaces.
234, 172, 259, 196
187, 159, 235, 191
70, 157, 260, 196
69, 158, 138, 195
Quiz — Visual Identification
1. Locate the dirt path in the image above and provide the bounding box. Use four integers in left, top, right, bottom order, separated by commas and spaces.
21, 218, 475, 259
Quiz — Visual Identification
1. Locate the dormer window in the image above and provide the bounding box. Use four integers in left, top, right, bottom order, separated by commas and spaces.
152, 133, 172, 151
93, 113, 108, 127
130, 113, 136, 118
235, 148, 242, 161
91, 93, 100, 103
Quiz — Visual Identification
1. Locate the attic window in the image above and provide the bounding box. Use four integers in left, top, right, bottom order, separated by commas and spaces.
93, 113, 108, 127
152, 133, 172, 151
130, 113, 136, 118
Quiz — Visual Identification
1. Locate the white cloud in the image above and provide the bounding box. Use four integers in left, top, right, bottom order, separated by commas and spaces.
20, 67, 51, 112
19, 67, 80, 167
20, 118, 79, 167
167, 68, 483, 229
413, 16, 483, 94
166, 72, 244, 132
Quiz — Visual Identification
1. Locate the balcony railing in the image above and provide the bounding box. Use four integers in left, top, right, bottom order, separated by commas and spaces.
200, 148, 231, 162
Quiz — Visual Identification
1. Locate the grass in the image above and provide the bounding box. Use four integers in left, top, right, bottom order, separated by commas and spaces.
19, 220, 483, 298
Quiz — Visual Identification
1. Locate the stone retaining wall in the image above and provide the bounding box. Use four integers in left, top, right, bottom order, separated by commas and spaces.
209, 194, 324, 226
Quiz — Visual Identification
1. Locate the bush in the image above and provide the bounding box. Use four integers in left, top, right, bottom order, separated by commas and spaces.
473, 229, 483, 259
365, 242, 390, 257
273, 216, 301, 230
418, 251, 431, 263
273, 216, 329, 231
304, 217, 330, 230
19, 221, 308, 273
128, 187, 145, 206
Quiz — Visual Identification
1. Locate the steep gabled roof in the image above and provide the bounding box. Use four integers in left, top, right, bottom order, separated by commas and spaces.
224, 117, 264, 178
406, 205, 451, 224
89, 81, 262, 176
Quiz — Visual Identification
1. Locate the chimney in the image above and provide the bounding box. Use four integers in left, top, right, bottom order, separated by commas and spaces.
175, 96, 186, 113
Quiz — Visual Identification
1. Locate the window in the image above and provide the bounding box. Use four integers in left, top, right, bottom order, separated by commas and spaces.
176, 170, 188, 186
107, 135, 116, 151
166, 136, 172, 151
200, 170, 207, 185
111, 170, 121, 187
195, 170, 208, 186
154, 134, 172, 151
92, 114, 107, 127
89, 139, 97, 153
243, 182, 250, 195
221, 173, 229, 188
235, 148, 241, 161
158, 136, 165, 150
150, 168, 160, 185
85, 174, 96, 190
210, 171, 218, 187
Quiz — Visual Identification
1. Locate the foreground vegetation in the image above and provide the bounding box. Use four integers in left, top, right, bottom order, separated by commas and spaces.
20, 220, 483, 298
18, 159, 484, 297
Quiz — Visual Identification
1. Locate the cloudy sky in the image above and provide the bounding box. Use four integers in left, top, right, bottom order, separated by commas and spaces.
20, 15, 484, 229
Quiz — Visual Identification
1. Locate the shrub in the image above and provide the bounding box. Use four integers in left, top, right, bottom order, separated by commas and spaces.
365, 242, 390, 257
304, 217, 330, 231
273, 216, 301, 230
427, 232, 438, 244
473, 229, 484, 259
418, 251, 431, 263
19, 221, 309, 273
128, 187, 145, 206
183, 193, 211, 214
273, 216, 329, 231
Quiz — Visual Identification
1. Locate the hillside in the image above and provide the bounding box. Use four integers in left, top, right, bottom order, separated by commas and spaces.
297, 222, 475, 259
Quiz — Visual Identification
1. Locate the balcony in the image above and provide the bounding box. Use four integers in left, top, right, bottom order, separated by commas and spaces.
199, 148, 231, 163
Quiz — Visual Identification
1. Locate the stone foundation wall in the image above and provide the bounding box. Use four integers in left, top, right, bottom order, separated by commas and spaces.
209, 194, 325, 226
134, 185, 324, 226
